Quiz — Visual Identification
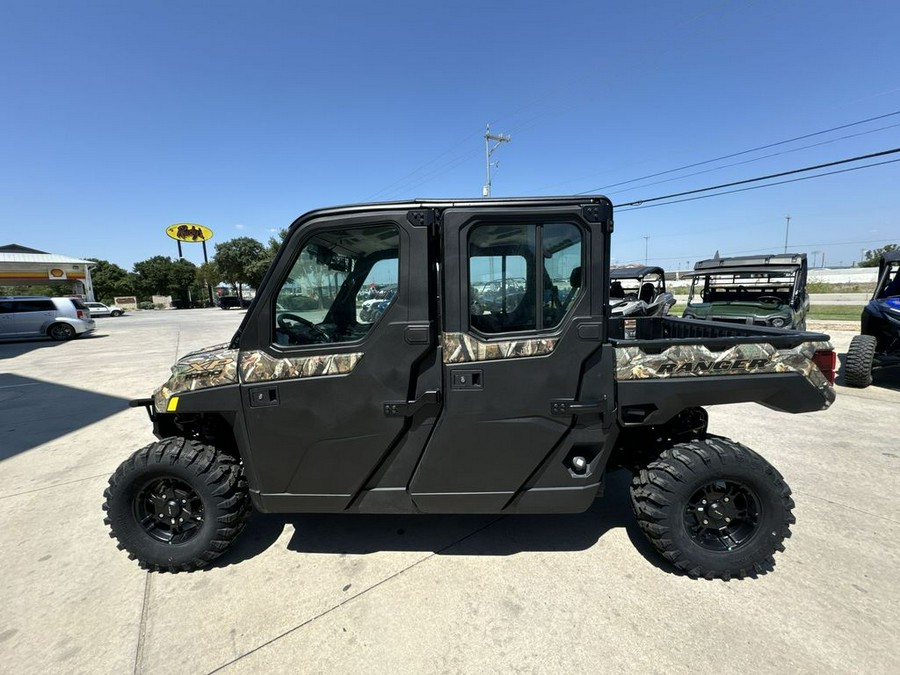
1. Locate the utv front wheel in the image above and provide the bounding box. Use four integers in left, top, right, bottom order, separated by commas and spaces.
103, 438, 250, 572
630, 437, 794, 579
844, 334, 876, 388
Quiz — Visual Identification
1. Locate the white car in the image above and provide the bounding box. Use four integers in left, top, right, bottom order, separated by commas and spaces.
85, 302, 125, 317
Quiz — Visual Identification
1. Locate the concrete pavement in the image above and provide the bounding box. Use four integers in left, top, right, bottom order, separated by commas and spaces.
0, 310, 897, 674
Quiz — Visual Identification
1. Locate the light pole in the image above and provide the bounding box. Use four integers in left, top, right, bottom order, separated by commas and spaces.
483, 124, 511, 197
783, 215, 791, 253
644, 235, 650, 264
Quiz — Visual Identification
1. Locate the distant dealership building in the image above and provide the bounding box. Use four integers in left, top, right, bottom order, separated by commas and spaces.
0, 244, 95, 301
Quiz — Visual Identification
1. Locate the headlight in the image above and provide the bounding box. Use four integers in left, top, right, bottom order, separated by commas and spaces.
770, 317, 786, 328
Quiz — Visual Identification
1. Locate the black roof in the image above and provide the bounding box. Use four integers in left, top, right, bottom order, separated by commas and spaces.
610, 265, 665, 279
693, 253, 805, 271
289, 196, 612, 230
883, 250, 900, 264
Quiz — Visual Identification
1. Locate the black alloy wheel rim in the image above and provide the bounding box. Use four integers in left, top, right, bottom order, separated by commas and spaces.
683, 479, 761, 551
134, 477, 205, 544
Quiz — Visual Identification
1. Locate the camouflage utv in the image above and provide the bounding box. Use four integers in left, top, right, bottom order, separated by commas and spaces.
104, 198, 836, 580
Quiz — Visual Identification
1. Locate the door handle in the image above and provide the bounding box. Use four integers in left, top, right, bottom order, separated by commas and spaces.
550, 395, 609, 416
249, 385, 279, 407
383, 390, 441, 418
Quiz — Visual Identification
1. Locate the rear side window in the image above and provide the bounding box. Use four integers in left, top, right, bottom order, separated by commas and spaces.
468, 222, 582, 334
70, 299, 87, 310
15, 299, 55, 312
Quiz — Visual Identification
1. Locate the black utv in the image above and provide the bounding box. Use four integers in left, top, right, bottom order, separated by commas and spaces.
104, 197, 837, 579
844, 251, 900, 387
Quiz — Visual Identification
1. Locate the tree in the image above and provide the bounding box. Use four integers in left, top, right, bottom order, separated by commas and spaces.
132, 255, 196, 302
214, 237, 266, 297
171, 258, 198, 304
195, 261, 220, 305
267, 228, 288, 255
86, 258, 135, 302
860, 244, 899, 267
243, 228, 288, 289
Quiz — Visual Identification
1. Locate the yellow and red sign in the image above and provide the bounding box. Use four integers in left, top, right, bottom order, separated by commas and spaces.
166, 223, 214, 243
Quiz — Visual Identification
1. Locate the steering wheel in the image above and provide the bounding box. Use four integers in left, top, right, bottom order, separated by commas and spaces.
757, 295, 783, 305
277, 313, 331, 344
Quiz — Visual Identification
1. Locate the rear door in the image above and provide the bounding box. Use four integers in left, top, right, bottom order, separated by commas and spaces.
237, 209, 437, 512
0, 300, 16, 337
410, 203, 615, 513
16, 299, 57, 335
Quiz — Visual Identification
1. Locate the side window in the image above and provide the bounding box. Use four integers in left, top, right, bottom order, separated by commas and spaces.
543, 223, 582, 327
14, 300, 55, 312
274, 224, 399, 347
356, 258, 399, 325
468, 222, 582, 334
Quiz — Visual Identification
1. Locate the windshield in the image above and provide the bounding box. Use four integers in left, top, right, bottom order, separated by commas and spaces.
687, 269, 798, 306
877, 262, 900, 298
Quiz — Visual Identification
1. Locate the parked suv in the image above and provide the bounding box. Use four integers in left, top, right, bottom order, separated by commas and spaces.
217, 295, 251, 309
0, 296, 96, 341
85, 301, 125, 317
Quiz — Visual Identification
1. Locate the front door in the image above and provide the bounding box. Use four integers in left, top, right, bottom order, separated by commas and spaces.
238, 210, 435, 512
410, 204, 613, 513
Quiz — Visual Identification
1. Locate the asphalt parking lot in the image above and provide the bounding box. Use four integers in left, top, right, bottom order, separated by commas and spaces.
1, 309, 898, 674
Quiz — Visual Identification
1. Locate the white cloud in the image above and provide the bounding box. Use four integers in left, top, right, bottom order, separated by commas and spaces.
235, 223, 246, 230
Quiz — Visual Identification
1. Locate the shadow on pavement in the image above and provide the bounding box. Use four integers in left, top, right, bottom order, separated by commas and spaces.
0, 373, 130, 460
0, 333, 108, 359
212, 469, 675, 575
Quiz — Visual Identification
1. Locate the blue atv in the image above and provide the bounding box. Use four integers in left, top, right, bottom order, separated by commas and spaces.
845, 251, 900, 387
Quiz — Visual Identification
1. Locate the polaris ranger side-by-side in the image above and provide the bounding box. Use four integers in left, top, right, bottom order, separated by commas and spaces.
104, 198, 836, 579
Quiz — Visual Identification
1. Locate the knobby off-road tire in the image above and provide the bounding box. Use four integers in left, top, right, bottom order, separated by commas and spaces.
630, 437, 795, 580
844, 334, 877, 388
103, 437, 250, 572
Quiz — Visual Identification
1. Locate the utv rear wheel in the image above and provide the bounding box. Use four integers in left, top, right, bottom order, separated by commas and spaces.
48, 323, 76, 341
844, 334, 876, 388
103, 437, 250, 572
630, 437, 794, 580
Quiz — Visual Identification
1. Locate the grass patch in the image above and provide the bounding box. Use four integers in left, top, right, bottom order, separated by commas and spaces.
806, 281, 876, 294
808, 304, 864, 321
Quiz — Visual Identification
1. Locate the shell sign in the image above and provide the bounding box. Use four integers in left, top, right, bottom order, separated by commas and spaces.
166, 223, 214, 242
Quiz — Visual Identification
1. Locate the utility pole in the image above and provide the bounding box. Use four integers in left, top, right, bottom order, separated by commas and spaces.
644, 235, 650, 264
783, 215, 791, 254
483, 124, 511, 197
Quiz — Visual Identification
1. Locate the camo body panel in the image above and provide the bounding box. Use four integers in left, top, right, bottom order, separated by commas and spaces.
442, 331, 558, 364
153, 345, 239, 412
239, 349, 363, 383
615, 340, 834, 400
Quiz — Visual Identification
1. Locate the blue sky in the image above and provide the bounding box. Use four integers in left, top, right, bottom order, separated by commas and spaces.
1, 0, 898, 270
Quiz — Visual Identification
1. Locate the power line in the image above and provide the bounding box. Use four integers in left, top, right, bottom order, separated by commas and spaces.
613, 147, 900, 209
616, 156, 900, 211
606, 121, 900, 196
576, 109, 900, 195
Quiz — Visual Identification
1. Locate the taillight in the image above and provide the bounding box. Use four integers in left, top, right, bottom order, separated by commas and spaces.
76, 309, 84, 319
813, 349, 836, 385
